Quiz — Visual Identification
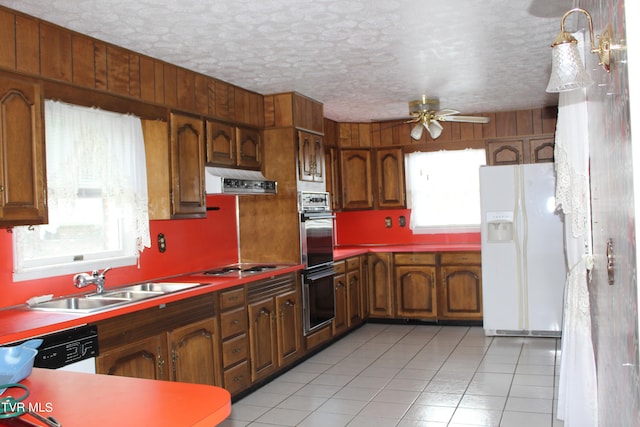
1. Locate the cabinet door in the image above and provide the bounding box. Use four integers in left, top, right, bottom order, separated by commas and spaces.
324, 147, 341, 210
395, 265, 438, 319
96, 334, 168, 380
275, 290, 301, 366
368, 253, 393, 317
486, 140, 523, 165
340, 149, 373, 210
205, 120, 236, 166
376, 147, 405, 208
169, 318, 218, 386
170, 113, 206, 218
298, 131, 324, 182
529, 136, 555, 163
0, 75, 47, 226
440, 265, 483, 320
332, 273, 348, 335
248, 298, 277, 381
346, 268, 362, 327
237, 126, 261, 169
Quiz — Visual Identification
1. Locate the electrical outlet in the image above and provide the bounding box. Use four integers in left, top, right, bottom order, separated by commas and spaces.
385, 217, 392, 228
157, 233, 167, 253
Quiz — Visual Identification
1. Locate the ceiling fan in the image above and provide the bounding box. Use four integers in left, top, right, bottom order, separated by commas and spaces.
406, 95, 490, 140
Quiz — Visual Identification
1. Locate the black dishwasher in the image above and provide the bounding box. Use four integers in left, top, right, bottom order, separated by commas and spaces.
32, 325, 98, 369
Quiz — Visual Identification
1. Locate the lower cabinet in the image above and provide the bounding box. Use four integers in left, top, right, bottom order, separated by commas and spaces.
95, 295, 219, 386
96, 334, 167, 380
218, 287, 250, 395
394, 253, 438, 320
366, 251, 483, 322
247, 274, 302, 383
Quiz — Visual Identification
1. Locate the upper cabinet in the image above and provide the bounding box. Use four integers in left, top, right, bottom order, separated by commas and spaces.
486, 136, 555, 166
236, 127, 261, 169
375, 147, 405, 209
205, 120, 261, 170
0, 74, 47, 227
298, 130, 324, 183
340, 149, 373, 210
170, 112, 206, 218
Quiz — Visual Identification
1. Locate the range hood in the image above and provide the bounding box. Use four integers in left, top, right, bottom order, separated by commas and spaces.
205, 166, 277, 195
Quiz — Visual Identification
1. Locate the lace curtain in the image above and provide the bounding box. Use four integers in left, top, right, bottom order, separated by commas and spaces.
554, 87, 598, 426
15, 100, 150, 275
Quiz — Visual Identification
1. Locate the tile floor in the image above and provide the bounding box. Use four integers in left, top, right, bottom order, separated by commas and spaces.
219, 324, 564, 427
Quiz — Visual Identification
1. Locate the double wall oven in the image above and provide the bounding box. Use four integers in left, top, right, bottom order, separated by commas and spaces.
299, 191, 335, 336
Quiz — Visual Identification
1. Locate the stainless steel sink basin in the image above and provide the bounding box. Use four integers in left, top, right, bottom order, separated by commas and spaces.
117, 282, 202, 294
87, 290, 163, 300
29, 296, 131, 313
28, 282, 202, 313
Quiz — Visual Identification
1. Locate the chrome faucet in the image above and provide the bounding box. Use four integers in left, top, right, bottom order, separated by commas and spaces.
73, 267, 112, 294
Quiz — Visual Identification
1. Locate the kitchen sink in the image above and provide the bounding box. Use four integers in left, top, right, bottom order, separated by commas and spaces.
116, 282, 202, 294
28, 282, 203, 313
29, 296, 131, 313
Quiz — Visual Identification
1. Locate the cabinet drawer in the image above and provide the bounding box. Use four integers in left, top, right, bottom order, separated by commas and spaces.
219, 287, 246, 310
220, 306, 247, 339
223, 360, 250, 395
440, 252, 481, 265
346, 257, 360, 271
394, 253, 436, 265
222, 334, 248, 368
333, 260, 346, 274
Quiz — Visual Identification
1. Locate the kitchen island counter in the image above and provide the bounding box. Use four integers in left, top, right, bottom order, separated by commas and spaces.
6, 368, 230, 427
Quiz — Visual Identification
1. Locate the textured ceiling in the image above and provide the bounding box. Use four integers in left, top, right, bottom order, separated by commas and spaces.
0, 0, 573, 122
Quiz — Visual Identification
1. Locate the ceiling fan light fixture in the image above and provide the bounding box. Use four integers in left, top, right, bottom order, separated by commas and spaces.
410, 123, 424, 140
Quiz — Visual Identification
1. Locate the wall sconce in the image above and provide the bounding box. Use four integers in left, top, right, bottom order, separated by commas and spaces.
546, 8, 611, 93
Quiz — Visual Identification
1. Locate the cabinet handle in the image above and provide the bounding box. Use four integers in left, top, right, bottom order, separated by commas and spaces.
233, 375, 244, 382
231, 319, 240, 325
259, 308, 270, 317
232, 347, 242, 354
157, 350, 165, 378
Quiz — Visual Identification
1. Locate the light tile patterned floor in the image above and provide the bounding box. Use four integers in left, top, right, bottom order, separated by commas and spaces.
219, 324, 564, 427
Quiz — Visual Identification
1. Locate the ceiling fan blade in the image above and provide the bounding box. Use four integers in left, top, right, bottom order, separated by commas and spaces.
410, 123, 424, 140
428, 120, 443, 139
438, 115, 490, 124
434, 108, 460, 116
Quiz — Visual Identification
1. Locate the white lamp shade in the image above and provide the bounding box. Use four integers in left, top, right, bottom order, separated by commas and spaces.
546, 42, 593, 93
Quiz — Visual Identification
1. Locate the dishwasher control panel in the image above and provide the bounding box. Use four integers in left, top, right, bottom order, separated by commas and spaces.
33, 325, 99, 369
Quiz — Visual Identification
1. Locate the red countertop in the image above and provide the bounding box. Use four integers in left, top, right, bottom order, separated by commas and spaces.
333, 243, 481, 261
0, 265, 303, 345
0, 244, 479, 344
5, 368, 230, 427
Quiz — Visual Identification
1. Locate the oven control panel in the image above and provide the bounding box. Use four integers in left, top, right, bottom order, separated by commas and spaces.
299, 191, 330, 212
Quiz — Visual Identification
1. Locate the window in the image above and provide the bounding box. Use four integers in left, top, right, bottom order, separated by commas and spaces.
405, 149, 486, 233
13, 100, 150, 281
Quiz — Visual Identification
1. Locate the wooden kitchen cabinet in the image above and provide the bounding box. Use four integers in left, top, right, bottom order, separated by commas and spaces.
236, 126, 262, 169
298, 130, 324, 183
346, 256, 363, 327
96, 334, 168, 380
205, 120, 263, 170
439, 252, 483, 321
247, 273, 301, 383
368, 253, 394, 318
394, 253, 438, 320
486, 136, 555, 165
340, 148, 374, 210
218, 286, 250, 395
170, 112, 206, 218
332, 261, 348, 336
205, 119, 237, 167
0, 74, 47, 227
169, 318, 218, 385
94, 294, 218, 385
375, 147, 405, 209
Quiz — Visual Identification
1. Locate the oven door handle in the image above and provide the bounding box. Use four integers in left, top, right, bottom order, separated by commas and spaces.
305, 267, 335, 281
301, 213, 335, 222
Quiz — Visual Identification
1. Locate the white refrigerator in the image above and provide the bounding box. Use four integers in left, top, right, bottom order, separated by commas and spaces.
479, 163, 567, 337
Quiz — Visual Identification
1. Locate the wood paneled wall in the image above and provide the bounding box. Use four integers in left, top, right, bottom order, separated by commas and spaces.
0, 6, 263, 127
334, 107, 557, 150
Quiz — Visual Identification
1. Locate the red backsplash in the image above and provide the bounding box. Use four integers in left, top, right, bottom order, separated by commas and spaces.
335, 209, 481, 246
0, 195, 239, 308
